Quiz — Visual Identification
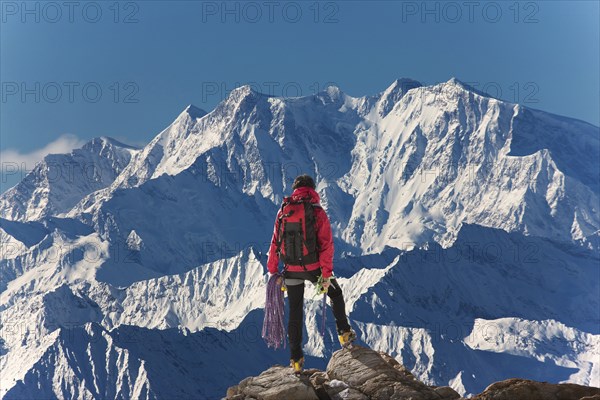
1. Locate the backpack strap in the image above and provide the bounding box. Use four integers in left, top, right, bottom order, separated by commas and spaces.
311, 203, 322, 251
274, 201, 287, 259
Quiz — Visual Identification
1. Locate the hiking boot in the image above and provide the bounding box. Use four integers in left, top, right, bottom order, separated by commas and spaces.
290, 356, 304, 374
338, 328, 357, 348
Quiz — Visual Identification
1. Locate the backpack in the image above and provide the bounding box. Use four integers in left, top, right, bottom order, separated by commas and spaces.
275, 197, 321, 269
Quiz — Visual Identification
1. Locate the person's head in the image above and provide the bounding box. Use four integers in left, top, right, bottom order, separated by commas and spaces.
292, 174, 316, 190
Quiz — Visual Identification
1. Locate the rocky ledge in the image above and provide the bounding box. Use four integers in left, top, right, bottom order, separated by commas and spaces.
225, 345, 600, 400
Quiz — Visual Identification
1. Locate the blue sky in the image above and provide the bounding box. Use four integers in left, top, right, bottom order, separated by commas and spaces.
1, 0, 599, 191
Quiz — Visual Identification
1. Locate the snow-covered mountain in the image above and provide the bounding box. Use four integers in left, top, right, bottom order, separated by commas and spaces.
0, 77, 598, 399
0, 137, 139, 222
76, 78, 600, 267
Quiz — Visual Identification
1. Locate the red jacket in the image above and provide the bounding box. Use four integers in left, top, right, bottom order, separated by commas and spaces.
267, 186, 334, 278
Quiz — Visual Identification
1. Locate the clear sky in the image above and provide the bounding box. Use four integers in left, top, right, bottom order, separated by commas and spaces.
1, 0, 599, 191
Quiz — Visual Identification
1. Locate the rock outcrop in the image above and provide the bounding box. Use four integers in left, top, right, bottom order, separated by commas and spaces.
471, 378, 600, 400
225, 345, 460, 400
225, 345, 600, 400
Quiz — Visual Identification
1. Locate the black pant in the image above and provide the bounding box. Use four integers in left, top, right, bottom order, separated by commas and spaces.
285, 268, 352, 361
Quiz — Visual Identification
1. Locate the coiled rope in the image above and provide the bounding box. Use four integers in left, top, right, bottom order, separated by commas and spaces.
262, 273, 286, 349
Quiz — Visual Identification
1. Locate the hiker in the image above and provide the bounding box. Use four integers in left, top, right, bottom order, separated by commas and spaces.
267, 174, 356, 373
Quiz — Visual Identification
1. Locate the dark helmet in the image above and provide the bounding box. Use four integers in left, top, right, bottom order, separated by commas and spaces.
292, 174, 316, 190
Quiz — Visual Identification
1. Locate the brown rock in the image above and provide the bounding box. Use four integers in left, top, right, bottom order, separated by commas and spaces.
226, 365, 319, 400
309, 371, 329, 387
226, 384, 240, 397
326, 345, 444, 399
324, 379, 350, 398
310, 371, 335, 400
378, 351, 419, 381
227, 395, 248, 400
224, 347, 599, 400
331, 387, 369, 400
471, 378, 600, 400
433, 386, 461, 400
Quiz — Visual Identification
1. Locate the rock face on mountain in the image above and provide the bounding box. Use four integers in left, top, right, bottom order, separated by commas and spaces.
471, 378, 600, 400
225, 345, 600, 400
226, 345, 461, 400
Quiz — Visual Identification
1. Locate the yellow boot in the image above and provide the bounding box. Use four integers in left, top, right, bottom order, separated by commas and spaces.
338, 328, 357, 348
290, 356, 304, 374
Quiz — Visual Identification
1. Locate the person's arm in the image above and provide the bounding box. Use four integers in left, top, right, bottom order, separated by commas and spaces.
267, 210, 282, 274
316, 208, 334, 278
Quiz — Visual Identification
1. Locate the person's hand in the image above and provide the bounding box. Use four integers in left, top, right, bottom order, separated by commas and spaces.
321, 278, 331, 291
270, 273, 282, 285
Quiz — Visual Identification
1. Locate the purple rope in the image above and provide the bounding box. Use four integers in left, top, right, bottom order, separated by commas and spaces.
262, 273, 286, 350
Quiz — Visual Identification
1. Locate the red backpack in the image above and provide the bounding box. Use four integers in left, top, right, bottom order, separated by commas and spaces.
275, 197, 321, 269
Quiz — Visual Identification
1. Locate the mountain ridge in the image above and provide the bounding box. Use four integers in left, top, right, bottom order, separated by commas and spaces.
0, 76, 598, 399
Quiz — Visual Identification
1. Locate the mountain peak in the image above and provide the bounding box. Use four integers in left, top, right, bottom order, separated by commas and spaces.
80, 137, 139, 158
385, 78, 422, 93
377, 78, 422, 116
90, 136, 139, 150
441, 77, 501, 100
314, 84, 346, 105
220, 85, 264, 109
0, 135, 138, 221
324, 84, 343, 96
445, 76, 465, 86
228, 84, 259, 98
439, 77, 476, 93
183, 104, 208, 119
